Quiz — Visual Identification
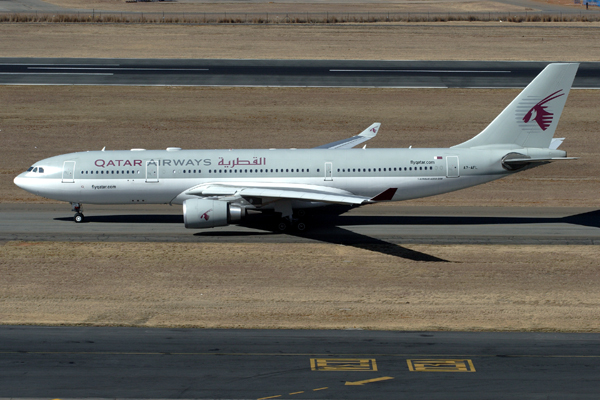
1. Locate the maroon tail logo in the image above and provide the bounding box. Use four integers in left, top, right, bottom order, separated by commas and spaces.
200, 209, 213, 221
522, 89, 564, 131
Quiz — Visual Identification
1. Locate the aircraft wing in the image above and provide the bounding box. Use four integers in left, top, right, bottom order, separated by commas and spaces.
314, 123, 380, 149
177, 182, 375, 205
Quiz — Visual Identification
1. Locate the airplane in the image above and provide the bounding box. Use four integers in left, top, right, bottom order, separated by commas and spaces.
14, 63, 579, 232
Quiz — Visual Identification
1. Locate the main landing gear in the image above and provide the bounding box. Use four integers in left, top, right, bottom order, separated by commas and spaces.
276, 218, 307, 232
276, 210, 308, 233
71, 203, 84, 223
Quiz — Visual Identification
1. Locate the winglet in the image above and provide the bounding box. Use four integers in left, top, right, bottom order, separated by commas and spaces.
315, 123, 381, 149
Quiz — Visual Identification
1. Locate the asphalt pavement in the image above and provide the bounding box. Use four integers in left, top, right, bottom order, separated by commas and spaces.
1, 326, 599, 399
1, 59, 599, 88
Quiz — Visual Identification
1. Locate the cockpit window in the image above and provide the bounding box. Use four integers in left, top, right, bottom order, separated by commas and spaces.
32, 167, 38, 173
27, 167, 34, 172
38, 167, 44, 173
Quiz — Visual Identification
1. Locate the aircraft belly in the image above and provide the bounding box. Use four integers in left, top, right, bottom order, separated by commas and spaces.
391, 174, 503, 201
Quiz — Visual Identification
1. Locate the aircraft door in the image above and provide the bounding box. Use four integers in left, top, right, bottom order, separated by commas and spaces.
146, 160, 159, 183
324, 162, 333, 181
62, 161, 75, 183
446, 156, 459, 178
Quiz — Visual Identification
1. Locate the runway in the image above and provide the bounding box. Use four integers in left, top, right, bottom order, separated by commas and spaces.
1, 59, 600, 88
1, 203, 599, 246
1, 326, 599, 399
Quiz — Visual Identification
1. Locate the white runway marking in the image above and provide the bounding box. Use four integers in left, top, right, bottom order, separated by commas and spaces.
330, 69, 512, 73
28, 67, 209, 71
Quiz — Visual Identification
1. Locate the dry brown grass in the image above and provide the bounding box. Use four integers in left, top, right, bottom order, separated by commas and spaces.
1, 241, 598, 331
1, 23, 600, 61
36, 0, 536, 13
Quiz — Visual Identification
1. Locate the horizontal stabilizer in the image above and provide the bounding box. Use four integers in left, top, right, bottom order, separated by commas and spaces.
315, 123, 380, 149
503, 157, 578, 164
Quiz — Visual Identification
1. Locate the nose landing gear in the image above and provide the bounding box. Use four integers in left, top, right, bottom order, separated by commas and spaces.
71, 203, 85, 223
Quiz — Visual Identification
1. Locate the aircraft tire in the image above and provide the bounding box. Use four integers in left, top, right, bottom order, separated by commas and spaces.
74, 213, 84, 223
276, 219, 289, 232
295, 221, 307, 231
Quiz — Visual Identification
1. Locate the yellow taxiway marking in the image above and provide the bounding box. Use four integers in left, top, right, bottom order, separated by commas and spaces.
258, 387, 327, 399
345, 376, 395, 386
310, 358, 377, 371
407, 359, 476, 372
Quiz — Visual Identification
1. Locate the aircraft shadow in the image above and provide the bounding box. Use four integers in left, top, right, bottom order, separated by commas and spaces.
56, 209, 600, 229
55, 214, 184, 224
325, 209, 600, 230
53, 209, 600, 262
293, 226, 449, 262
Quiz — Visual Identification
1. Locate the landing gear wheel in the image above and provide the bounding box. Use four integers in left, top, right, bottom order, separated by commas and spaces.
276, 219, 289, 232
294, 209, 307, 218
74, 213, 84, 223
294, 221, 307, 232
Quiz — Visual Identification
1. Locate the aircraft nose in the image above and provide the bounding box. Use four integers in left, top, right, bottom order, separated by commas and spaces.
14, 173, 31, 191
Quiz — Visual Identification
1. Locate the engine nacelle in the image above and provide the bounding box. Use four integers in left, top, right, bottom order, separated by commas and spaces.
183, 199, 243, 229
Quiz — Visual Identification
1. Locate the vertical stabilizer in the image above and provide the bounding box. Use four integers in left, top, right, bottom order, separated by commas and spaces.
453, 63, 579, 149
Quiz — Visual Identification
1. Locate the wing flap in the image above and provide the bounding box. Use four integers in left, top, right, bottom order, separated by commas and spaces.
181, 182, 370, 205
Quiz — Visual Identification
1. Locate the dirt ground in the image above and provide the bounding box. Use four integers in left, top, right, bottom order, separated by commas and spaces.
1, 241, 598, 331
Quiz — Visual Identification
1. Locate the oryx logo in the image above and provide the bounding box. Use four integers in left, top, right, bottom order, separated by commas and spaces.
522, 89, 564, 131
200, 209, 213, 221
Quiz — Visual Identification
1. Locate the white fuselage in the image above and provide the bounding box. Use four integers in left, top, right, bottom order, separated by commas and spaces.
14, 147, 515, 210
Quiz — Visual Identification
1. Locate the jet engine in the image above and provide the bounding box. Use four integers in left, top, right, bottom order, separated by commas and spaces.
183, 198, 244, 229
